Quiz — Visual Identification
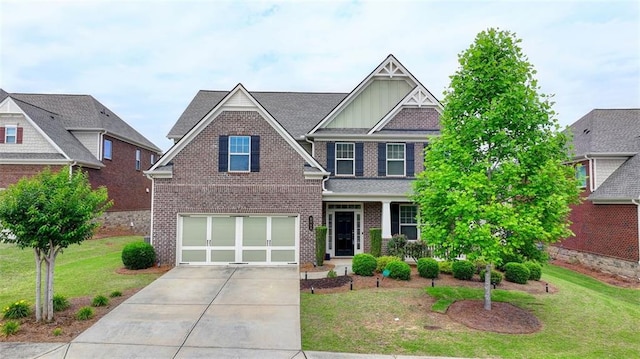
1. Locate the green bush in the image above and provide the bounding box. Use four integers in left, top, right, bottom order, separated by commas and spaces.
76, 306, 94, 320
479, 269, 503, 285
122, 241, 156, 270
438, 261, 453, 274
91, 295, 109, 307
369, 228, 382, 258
498, 252, 523, 271
386, 234, 407, 260
385, 261, 411, 280
525, 261, 542, 281
452, 260, 475, 280
327, 269, 337, 278
53, 294, 70, 312
109, 290, 123, 298
315, 226, 328, 267
2, 300, 30, 319
376, 255, 401, 273
505, 262, 530, 284
52, 327, 63, 336
352, 253, 377, 276
417, 258, 439, 278
1, 320, 20, 336
405, 241, 430, 262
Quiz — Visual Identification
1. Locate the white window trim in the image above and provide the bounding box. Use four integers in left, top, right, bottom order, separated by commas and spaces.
4, 125, 17, 144
386, 143, 406, 177
335, 142, 355, 176
399, 204, 419, 240
229, 135, 251, 173
135, 149, 141, 171
575, 164, 587, 188
103, 139, 112, 160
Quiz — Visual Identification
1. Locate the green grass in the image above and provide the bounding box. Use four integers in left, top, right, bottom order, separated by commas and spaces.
301, 264, 640, 358
0, 236, 163, 308
426, 286, 537, 313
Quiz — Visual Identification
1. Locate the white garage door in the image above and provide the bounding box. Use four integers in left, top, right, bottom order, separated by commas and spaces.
179, 215, 298, 265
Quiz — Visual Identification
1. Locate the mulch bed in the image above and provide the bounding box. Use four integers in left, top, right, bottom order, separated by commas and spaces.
447, 300, 542, 334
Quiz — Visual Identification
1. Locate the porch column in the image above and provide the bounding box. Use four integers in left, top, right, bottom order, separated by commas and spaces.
381, 200, 391, 238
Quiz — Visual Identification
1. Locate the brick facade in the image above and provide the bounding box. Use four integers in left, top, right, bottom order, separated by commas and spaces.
556, 159, 640, 264
384, 107, 441, 130
0, 164, 64, 188
151, 111, 323, 265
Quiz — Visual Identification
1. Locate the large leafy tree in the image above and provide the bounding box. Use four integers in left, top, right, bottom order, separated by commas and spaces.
0, 166, 112, 321
413, 28, 580, 310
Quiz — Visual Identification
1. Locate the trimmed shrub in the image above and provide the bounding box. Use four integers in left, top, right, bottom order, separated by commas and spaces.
406, 241, 429, 262
53, 294, 70, 312
369, 228, 382, 258
417, 258, 439, 279
474, 260, 488, 274
386, 234, 407, 260
438, 261, 453, 274
121, 241, 156, 270
479, 269, 503, 285
52, 328, 63, 336
376, 255, 401, 273
110, 290, 123, 298
326, 269, 337, 278
1, 320, 20, 336
504, 262, 530, 284
92, 295, 109, 307
315, 226, 328, 267
2, 300, 30, 319
452, 260, 475, 280
525, 261, 542, 281
352, 253, 377, 276
385, 261, 411, 280
76, 306, 94, 320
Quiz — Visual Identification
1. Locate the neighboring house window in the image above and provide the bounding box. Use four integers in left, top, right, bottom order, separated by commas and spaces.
0, 126, 22, 144
378, 142, 415, 177
399, 204, 418, 240
575, 164, 587, 188
135, 149, 141, 171
218, 135, 260, 173
150, 154, 155, 165
335, 143, 355, 176
104, 139, 112, 160
387, 143, 405, 176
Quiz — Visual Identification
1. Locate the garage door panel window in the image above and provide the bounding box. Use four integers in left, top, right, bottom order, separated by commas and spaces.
211, 217, 236, 246
182, 250, 206, 262
243, 217, 267, 246
271, 217, 296, 246
271, 250, 295, 262
211, 250, 235, 262
243, 250, 267, 262
182, 217, 207, 246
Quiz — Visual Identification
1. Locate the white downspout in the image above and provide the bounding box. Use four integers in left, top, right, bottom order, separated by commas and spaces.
583, 154, 594, 192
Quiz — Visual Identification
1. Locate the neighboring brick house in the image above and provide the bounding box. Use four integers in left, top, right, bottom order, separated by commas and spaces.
0, 89, 162, 235
146, 55, 443, 265
553, 109, 640, 278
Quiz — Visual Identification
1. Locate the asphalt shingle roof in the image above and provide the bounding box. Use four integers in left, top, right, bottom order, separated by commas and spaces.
325, 178, 414, 196
568, 109, 640, 157
168, 90, 347, 140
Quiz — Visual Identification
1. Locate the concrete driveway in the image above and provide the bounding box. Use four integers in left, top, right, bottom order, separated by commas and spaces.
29, 266, 302, 359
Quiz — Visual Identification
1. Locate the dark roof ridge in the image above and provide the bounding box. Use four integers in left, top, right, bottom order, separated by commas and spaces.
198, 89, 349, 95
8, 96, 63, 118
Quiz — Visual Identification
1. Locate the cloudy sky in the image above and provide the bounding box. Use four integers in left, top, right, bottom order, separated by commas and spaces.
1, 0, 638, 151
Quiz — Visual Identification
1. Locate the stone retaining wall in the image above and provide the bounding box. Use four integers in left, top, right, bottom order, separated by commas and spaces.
97, 210, 151, 236
549, 246, 640, 280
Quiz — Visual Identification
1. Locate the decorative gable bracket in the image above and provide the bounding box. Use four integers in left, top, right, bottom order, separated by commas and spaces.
375, 60, 407, 78
405, 88, 435, 108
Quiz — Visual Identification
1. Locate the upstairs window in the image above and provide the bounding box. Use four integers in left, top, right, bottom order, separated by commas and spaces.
103, 139, 112, 160
150, 154, 155, 165
335, 143, 355, 176
219, 135, 260, 173
0, 126, 22, 144
135, 149, 141, 170
387, 143, 405, 176
229, 136, 250, 172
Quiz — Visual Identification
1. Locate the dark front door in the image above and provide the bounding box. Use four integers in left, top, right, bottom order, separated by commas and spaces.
335, 212, 354, 256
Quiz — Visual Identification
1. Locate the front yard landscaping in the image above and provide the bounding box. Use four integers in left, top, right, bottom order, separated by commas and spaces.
0, 236, 168, 342
301, 263, 640, 358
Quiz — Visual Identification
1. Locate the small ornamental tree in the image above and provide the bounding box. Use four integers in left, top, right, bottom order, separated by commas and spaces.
315, 226, 328, 267
413, 28, 580, 310
0, 166, 112, 321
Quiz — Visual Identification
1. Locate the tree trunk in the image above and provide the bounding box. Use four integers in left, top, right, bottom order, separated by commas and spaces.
33, 248, 42, 322
484, 263, 492, 311
45, 247, 57, 322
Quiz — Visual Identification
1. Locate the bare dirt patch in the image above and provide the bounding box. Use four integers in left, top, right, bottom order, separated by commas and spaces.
447, 300, 542, 334
300, 262, 336, 273
0, 266, 171, 343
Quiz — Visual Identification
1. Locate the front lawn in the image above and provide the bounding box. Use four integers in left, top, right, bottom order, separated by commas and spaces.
301, 264, 640, 358
0, 236, 163, 308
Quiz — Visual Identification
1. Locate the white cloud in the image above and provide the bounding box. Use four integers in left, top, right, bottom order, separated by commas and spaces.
1, 0, 638, 151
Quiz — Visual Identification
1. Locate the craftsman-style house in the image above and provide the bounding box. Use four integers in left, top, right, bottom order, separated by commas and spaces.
146, 55, 442, 265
